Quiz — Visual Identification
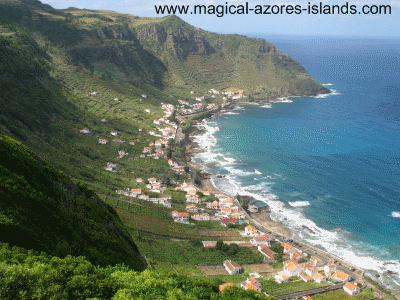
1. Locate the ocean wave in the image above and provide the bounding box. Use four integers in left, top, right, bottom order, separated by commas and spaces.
270, 97, 294, 103
391, 211, 400, 218
243, 181, 274, 192
255, 169, 262, 174
224, 166, 255, 177
233, 106, 245, 110
313, 89, 341, 99
223, 111, 239, 115
289, 201, 310, 207
261, 103, 272, 108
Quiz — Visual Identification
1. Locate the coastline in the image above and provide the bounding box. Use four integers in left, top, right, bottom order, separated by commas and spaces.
180, 96, 400, 299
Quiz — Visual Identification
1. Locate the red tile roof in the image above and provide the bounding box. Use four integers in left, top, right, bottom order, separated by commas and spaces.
219, 282, 234, 292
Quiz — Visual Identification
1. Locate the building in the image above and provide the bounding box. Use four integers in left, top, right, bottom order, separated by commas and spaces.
281, 243, 295, 254
98, 139, 108, 144
310, 256, 324, 267
284, 262, 301, 277
258, 245, 276, 261
148, 177, 157, 184
274, 274, 289, 284
186, 204, 198, 212
206, 201, 219, 209
191, 213, 210, 221
324, 264, 336, 277
244, 225, 257, 236
130, 189, 142, 195
241, 282, 262, 293
223, 260, 243, 275
172, 211, 189, 223
220, 218, 237, 227
305, 267, 318, 277
313, 273, 326, 283
250, 234, 273, 247
110, 130, 118, 136
219, 283, 234, 293
332, 270, 351, 283
80, 128, 91, 134
343, 282, 361, 295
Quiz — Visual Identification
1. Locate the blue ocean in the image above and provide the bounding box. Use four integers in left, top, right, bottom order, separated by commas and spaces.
192, 36, 400, 291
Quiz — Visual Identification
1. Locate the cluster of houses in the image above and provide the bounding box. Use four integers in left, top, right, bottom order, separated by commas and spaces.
105, 162, 117, 172
115, 184, 173, 208
219, 254, 362, 297
212, 194, 246, 225
168, 159, 186, 175
219, 260, 265, 294
177, 98, 218, 115
115, 177, 173, 208
207, 88, 245, 101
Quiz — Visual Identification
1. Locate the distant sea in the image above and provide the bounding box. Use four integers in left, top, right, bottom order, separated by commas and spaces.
192, 35, 400, 291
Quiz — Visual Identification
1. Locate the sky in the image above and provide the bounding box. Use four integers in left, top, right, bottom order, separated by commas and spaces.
40, 0, 399, 37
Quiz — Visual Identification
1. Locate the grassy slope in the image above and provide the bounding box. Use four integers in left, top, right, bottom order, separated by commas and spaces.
0, 130, 146, 271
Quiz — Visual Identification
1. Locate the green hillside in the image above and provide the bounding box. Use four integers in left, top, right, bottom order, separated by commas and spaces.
0, 130, 146, 271
0, 0, 328, 187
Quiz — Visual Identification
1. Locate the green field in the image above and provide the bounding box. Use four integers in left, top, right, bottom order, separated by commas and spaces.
132, 234, 265, 266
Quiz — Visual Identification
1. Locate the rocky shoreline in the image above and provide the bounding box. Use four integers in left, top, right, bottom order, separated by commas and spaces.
175, 96, 400, 299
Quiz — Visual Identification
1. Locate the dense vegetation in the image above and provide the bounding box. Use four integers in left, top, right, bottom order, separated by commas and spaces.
0, 130, 145, 271
0, 242, 272, 299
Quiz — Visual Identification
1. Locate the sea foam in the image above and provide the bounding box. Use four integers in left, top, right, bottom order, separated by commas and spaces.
391, 211, 400, 218
289, 201, 310, 207
190, 114, 400, 292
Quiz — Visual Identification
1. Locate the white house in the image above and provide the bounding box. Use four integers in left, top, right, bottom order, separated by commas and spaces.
250, 234, 273, 247
171, 211, 189, 223
310, 256, 324, 267
191, 213, 210, 221
241, 278, 262, 293
274, 274, 289, 284
324, 264, 337, 277
343, 282, 361, 295
223, 260, 243, 275
282, 243, 296, 254
80, 128, 91, 134
130, 189, 142, 195
98, 139, 108, 144
304, 267, 318, 277
284, 262, 302, 277
244, 225, 257, 235
186, 204, 198, 212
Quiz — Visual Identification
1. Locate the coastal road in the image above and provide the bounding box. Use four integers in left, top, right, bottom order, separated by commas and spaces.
231, 198, 363, 280
274, 282, 345, 299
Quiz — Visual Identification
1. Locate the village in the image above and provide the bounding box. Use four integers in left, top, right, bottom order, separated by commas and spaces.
80, 89, 385, 299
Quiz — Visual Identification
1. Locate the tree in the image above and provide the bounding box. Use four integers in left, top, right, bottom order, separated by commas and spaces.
220, 243, 229, 253
270, 242, 284, 255
189, 238, 202, 248
215, 240, 224, 251
227, 243, 239, 256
